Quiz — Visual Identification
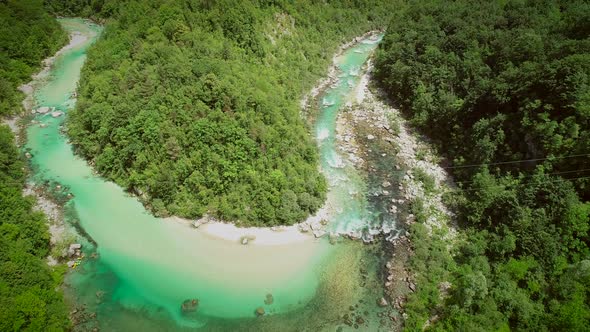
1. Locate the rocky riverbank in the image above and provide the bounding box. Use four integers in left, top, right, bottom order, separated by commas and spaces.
4, 26, 92, 267
300, 29, 384, 113
334, 58, 457, 329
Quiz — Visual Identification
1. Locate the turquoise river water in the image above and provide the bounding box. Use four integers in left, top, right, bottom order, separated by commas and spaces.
25, 18, 396, 331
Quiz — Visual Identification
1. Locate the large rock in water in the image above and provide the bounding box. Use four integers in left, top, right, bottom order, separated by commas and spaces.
180, 299, 199, 314
255, 307, 265, 317
35, 106, 50, 114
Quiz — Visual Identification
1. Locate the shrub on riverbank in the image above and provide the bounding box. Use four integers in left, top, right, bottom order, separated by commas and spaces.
66, 0, 397, 226
375, 0, 590, 329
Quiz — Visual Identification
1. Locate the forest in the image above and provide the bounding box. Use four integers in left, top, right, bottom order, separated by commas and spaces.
64, 0, 397, 226
0, 0, 66, 117
374, 0, 590, 330
2, 0, 589, 330
0, 1, 70, 330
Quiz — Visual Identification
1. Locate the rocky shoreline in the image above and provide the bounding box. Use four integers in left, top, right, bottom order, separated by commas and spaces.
333, 57, 457, 329
2, 26, 91, 267
300, 29, 384, 114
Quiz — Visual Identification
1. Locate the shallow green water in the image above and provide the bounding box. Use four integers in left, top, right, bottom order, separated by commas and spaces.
26, 19, 391, 330
316, 36, 385, 238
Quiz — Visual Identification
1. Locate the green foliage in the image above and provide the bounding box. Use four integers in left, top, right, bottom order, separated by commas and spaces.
0, 2, 70, 330
413, 168, 436, 194
0, 0, 67, 116
0, 127, 70, 331
44, 0, 115, 18
375, 0, 590, 329
66, 0, 396, 226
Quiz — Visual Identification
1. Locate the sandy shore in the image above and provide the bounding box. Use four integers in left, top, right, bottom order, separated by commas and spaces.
167, 203, 336, 245
167, 216, 312, 245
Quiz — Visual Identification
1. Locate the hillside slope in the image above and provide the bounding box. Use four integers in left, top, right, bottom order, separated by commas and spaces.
66, 0, 396, 226
374, 0, 590, 330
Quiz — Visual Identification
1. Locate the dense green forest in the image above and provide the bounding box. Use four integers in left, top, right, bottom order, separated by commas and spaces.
0, 1, 70, 330
65, 0, 396, 225
0, 127, 70, 331
374, 0, 590, 330
0, 0, 67, 116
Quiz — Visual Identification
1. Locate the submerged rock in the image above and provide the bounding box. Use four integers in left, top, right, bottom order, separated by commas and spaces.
180, 299, 199, 313
377, 297, 389, 307
191, 219, 209, 228
264, 293, 274, 305
255, 306, 265, 316
241, 234, 256, 245
51, 111, 64, 118
313, 229, 326, 238
298, 224, 310, 233
329, 233, 339, 245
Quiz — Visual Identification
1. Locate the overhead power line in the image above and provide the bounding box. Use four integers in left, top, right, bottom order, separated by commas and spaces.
455, 175, 590, 193
452, 168, 590, 186
442, 153, 590, 170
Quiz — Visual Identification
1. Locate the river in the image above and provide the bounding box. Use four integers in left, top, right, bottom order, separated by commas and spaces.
25, 18, 396, 331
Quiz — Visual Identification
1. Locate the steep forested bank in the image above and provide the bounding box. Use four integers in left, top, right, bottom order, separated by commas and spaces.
0, 1, 70, 330
0, 0, 67, 116
65, 0, 397, 226
375, 0, 590, 330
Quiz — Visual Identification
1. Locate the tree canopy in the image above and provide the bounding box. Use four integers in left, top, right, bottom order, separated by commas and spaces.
0, 0, 66, 116
375, 0, 590, 330
65, 0, 396, 226
0, 2, 70, 330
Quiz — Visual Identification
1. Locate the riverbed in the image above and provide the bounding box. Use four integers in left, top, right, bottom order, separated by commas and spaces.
25, 18, 397, 331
